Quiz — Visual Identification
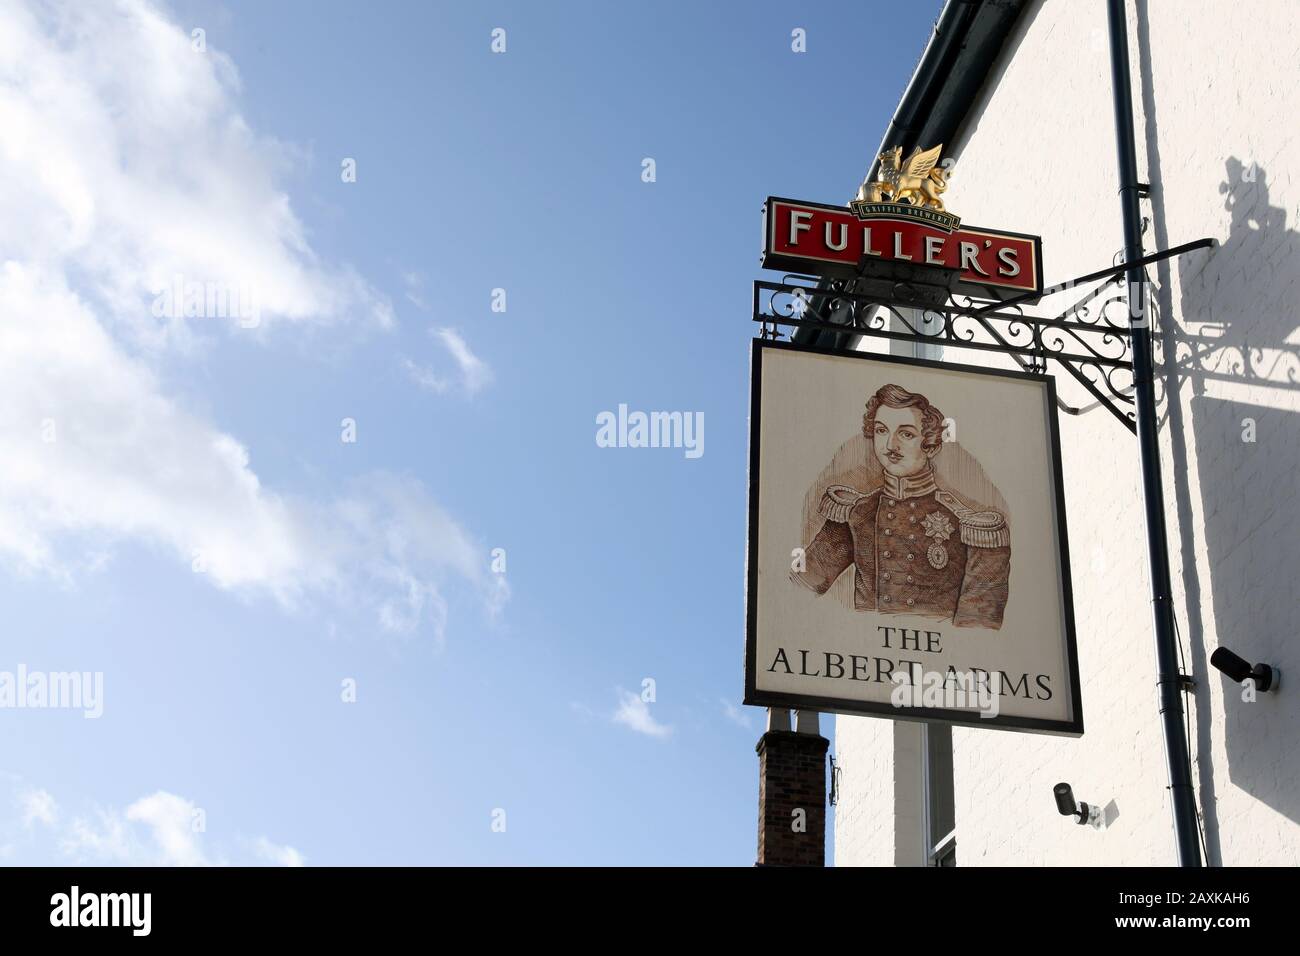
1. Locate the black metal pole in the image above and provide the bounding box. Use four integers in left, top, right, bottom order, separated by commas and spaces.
1105, 0, 1202, 867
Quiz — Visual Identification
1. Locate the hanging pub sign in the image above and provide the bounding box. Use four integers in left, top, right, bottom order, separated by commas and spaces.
761, 145, 1043, 302
744, 341, 1083, 735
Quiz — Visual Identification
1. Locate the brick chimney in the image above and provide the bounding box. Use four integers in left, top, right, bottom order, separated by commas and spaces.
756, 709, 829, 866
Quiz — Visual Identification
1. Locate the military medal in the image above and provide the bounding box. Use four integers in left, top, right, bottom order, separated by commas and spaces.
921, 512, 955, 570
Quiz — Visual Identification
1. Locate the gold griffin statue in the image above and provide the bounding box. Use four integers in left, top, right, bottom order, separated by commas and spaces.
855, 144, 951, 211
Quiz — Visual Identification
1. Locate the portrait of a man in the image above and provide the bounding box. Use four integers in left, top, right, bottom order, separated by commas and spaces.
791, 383, 1011, 629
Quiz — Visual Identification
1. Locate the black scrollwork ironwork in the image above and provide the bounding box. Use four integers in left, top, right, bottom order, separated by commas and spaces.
752, 239, 1216, 434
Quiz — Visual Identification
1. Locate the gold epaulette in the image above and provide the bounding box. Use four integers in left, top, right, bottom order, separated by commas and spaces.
818, 485, 868, 523
936, 489, 1009, 549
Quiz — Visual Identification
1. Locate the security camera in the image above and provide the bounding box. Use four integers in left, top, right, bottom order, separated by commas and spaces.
1053, 782, 1079, 818
1054, 782, 1101, 828
1210, 647, 1278, 692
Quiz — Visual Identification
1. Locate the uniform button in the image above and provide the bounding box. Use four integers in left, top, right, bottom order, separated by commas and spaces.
883, 595, 891, 603
906, 598, 915, 607
887, 512, 895, 519
907, 553, 915, 561
908, 534, 916, 541
882, 573, 891, 582
882, 550, 891, 558
885, 499, 895, 507
906, 575, 914, 584
884, 529, 892, 536
909, 516, 916, 524
909, 502, 916, 510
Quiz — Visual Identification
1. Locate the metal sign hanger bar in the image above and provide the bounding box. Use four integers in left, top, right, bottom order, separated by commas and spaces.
753, 238, 1214, 434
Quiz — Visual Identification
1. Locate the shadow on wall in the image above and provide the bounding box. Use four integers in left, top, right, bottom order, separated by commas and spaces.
1137, 0, 1300, 865
1177, 159, 1300, 380
1190, 395, 1298, 823
1174, 158, 1300, 834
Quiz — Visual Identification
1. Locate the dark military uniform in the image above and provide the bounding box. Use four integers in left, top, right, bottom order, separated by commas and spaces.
792, 469, 1010, 629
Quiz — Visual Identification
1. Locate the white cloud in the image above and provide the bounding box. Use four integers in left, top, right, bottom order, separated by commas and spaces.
124, 791, 209, 866
18, 785, 304, 867
402, 271, 428, 311
0, 0, 499, 639
612, 688, 672, 739
400, 355, 451, 395
252, 836, 305, 867
402, 328, 493, 397
60, 808, 131, 861
433, 328, 493, 393
19, 788, 56, 828
720, 698, 753, 730
0, 262, 305, 587
0, 264, 491, 638
0, 0, 392, 344
329, 471, 488, 646
569, 700, 597, 720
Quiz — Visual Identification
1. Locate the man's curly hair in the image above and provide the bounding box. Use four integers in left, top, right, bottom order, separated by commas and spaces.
863, 383, 946, 453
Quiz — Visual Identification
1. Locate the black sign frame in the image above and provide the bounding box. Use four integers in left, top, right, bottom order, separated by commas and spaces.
744, 339, 1084, 736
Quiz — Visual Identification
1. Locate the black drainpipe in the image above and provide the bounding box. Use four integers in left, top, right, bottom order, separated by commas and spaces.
1106, 0, 1202, 867
862, 0, 983, 196
795, 0, 1020, 352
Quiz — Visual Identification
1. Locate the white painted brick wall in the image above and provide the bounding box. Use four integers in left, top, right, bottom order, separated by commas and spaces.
832, 710, 896, 866
835, 0, 1300, 866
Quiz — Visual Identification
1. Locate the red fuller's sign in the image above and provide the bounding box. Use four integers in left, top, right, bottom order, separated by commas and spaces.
762, 197, 1043, 300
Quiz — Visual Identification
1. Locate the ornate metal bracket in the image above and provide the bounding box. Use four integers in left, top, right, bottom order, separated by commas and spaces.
753, 238, 1215, 435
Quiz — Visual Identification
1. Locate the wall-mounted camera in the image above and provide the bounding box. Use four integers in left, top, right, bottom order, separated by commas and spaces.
1210, 647, 1279, 693
1054, 782, 1103, 829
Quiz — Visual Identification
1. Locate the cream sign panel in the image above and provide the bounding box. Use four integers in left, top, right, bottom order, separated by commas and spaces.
745, 341, 1082, 736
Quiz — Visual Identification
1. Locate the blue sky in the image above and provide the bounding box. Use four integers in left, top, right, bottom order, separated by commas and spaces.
0, 0, 941, 865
